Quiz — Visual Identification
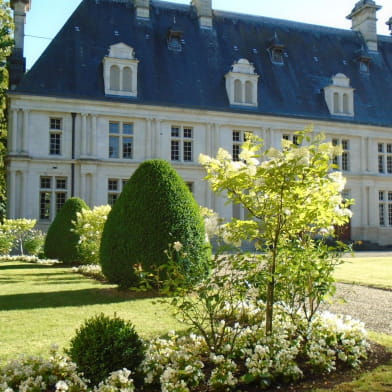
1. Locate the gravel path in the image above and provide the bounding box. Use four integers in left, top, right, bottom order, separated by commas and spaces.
323, 283, 392, 335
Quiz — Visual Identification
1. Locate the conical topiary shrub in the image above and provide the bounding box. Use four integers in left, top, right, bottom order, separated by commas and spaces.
44, 197, 89, 264
100, 159, 210, 289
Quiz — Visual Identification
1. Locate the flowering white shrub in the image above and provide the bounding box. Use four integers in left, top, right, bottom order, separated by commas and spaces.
143, 332, 206, 391
140, 306, 369, 392
0, 345, 88, 392
208, 354, 238, 390
0, 255, 60, 264
304, 312, 369, 372
72, 264, 106, 281
72, 205, 111, 265
0, 347, 138, 392
93, 368, 135, 392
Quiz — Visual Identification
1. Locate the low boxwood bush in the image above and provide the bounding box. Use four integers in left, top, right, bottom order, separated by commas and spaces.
67, 313, 145, 387
44, 197, 89, 264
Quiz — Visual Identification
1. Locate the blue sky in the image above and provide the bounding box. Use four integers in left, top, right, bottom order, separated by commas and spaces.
24, 0, 392, 69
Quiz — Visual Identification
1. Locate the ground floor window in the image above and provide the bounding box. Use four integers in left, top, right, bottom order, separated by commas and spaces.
39, 176, 67, 220
379, 190, 392, 226
107, 178, 128, 205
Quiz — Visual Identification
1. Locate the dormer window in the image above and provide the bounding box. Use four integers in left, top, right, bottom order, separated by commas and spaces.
356, 47, 371, 73
324, 73, 354, 117
225, 59, 259, 107
359, 56, 371, 73
268, 33, 285, 65
167, 29, 183, 52
103, 43, 139, 98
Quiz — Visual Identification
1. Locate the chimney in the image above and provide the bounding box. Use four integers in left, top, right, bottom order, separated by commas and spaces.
134, 0, 149, 19
192, 0, 212, 29
9, 0, 31, 89
347, 0, 381, 51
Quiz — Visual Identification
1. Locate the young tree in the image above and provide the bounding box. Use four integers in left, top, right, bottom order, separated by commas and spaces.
199, 130, 352, 335
0, 0, 13, 219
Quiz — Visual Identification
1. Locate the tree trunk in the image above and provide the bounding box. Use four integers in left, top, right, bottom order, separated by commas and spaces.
265, 251, 276, 335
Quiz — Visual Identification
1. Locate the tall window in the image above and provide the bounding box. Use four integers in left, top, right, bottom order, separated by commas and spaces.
171, 126, 193, 162
232, 130, 243, 161
39, 176, 67, 220
379, 190, 392, 226
49, 118, 62, 155
109, 122, 133, 159
332, 138, 350, 171
107, 178, 127, 205
378, 143, 392, 174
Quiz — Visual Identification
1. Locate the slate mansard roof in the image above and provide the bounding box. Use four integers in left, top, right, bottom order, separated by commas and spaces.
15, 0, 392, 126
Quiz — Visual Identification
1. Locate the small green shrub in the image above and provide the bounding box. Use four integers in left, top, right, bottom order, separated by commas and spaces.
67, 313, 145, 387
100, 159, 210, 289
22, 229, 45, 256
44, 197, 89, 264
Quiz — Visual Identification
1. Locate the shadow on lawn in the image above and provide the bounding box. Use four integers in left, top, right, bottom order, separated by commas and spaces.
0, 263, 62, 271
0, 287, 154, 311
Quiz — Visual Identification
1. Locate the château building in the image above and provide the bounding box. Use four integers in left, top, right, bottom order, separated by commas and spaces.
7, 0, 392, 245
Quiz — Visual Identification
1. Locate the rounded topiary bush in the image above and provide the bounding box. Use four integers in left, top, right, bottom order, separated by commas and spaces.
44, 197, 89, 264
100, 159, 210, 289
67, 313, 144, 387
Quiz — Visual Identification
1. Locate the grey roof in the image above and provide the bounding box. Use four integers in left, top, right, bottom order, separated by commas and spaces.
15, 0, 392, 126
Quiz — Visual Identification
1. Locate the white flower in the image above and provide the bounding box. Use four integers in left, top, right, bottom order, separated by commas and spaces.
55, 380, 69, 391
173, 241, 183, 252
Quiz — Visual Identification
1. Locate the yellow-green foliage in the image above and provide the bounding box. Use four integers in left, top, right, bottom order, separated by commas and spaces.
0, 219, 39, 255
73, 205, 111, 265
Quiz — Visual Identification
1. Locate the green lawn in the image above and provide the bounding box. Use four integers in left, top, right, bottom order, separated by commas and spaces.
1, 257, 391, 391
336, 255, 392, 290
0, 261, 182, 364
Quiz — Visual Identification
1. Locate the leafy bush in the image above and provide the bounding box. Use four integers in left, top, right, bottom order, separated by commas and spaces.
100, 159, 210, 289
67, 313, 145, 387
72, 205, 111, 265
22, 229, 45, 256
44, 197, 89, 264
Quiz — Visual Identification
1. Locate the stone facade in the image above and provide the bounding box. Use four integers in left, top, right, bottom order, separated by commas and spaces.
7, 0, 392, 245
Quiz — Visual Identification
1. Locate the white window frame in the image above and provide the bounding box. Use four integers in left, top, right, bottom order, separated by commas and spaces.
378, 190, 392, 227
377, 142, 392, 174
49, 118, 62, 156
171, 126, 193, 162
107, 178, 128, 206
332, 138, 350, 172
108, 121, 134, 160
39, 176, 67, 221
